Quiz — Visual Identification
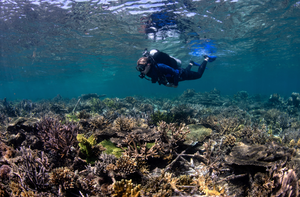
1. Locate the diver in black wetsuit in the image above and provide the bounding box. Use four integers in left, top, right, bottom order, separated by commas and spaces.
136, 50, 216, 88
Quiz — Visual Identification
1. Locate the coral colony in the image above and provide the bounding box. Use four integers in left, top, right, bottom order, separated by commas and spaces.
0, 90, 300, 196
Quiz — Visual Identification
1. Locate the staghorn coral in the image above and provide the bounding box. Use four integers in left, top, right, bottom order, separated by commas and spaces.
77, 175, 102, 195
141, 170, 173, 196
77, 110, 91, 119
270, 168, 298, 197
91, 153, 117, 176
12, 147, 50, 191
155, 121, 190, 154
113, 116, 136, 131
37, 117, 78, 159
9, 181, 40, 197
119, 133, 161, 160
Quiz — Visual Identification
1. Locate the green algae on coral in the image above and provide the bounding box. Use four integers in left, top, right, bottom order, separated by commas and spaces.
65, 113, 80, 122
77, 134, 98, 163
99, 139, 123, 158
185, 124, 212, 144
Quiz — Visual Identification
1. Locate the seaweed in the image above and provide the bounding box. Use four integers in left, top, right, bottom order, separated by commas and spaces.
77, 134, 105, 164
100, 139, 123, 158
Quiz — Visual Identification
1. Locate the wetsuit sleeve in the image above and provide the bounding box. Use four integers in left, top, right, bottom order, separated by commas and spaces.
157, 64, 180, 86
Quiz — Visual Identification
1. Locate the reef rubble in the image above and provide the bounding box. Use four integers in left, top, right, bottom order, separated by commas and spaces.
0, 89, 300, 196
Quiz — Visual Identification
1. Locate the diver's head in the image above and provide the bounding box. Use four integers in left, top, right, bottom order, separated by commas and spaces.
136, 57, 151, 74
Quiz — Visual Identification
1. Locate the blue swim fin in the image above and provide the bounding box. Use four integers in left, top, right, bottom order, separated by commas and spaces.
204, 55, 217, 62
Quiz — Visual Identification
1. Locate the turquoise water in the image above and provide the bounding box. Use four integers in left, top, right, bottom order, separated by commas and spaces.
1, 0, 300, 100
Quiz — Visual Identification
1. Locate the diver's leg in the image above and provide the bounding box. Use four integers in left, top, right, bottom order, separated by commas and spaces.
197, 60, 208, 78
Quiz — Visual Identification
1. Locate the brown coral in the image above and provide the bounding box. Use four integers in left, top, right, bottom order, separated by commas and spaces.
223, 134, 236, 147
90, 115, 110, 131
110, 179, 141, 197
0, 141, 15, 160
225, 142, 294, 167
114, 155, 137, 177
11, 147, 51, 191
113, 116, 136, 131
37, 117, 78, 159
120, 133, 161, 160
49, 167, 77, 191
155, 121, 190, 153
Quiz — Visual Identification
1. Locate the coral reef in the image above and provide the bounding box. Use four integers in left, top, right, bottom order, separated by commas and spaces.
37, 117, 78, 159
0, 89, 300, 196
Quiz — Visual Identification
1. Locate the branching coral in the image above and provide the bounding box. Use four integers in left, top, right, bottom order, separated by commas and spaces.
247, 164, 298, 197
111, 179, 141, 197
222, 134, 236, 147
155, 121, 190, 154
12, 147, 50, 191
193, 174, 225, 196
91, 153, 117, 176
270, 167, 298, 197
37, 117, 78, 159
119, 133, 161, 160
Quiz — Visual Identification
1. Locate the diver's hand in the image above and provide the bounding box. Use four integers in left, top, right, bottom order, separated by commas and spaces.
165, 83, 177, 88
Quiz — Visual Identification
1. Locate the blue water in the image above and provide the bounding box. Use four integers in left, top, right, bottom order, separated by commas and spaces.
0, 0, 300, 100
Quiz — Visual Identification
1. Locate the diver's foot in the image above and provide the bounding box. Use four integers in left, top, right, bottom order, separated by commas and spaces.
204, 55, 217, 62
189, 60, 201, 67
189, 60, 195, 66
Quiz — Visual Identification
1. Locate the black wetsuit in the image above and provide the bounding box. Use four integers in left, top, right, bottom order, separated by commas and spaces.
179, 61, 207, 81
146, 60, 207, 86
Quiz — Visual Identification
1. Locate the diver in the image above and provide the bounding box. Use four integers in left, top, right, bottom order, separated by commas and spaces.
136, 49, 216, 88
